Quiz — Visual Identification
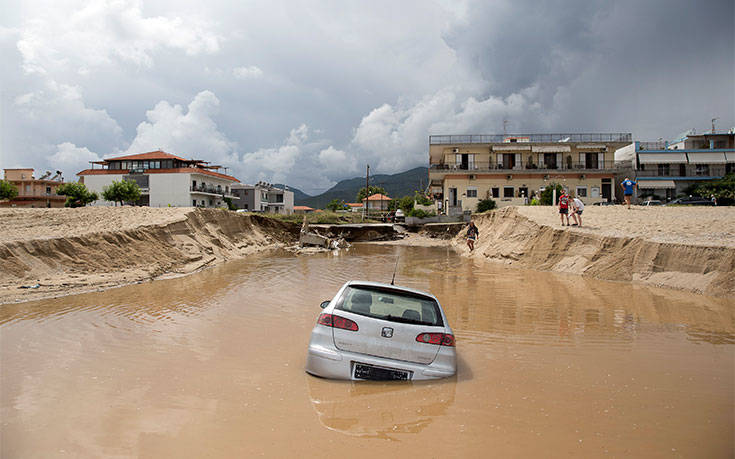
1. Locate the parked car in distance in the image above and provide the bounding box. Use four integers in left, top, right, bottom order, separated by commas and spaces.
305, 280, 456, 381
665, 196, 715, 206
641, 200, 663, 206
394, 208, 405, 223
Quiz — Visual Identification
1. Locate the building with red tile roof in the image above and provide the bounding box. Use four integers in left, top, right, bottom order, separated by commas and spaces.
362, 193, 392, 211
76, 151, 240, 208
293, 205, 315, 214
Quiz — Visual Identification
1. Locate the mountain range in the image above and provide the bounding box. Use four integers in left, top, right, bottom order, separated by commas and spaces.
276, 166, 429, 209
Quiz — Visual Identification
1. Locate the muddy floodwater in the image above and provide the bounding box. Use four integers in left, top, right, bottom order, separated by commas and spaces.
1, 244, 733, 457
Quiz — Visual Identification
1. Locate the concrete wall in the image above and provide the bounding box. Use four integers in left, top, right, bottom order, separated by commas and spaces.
150, 173, 191, 207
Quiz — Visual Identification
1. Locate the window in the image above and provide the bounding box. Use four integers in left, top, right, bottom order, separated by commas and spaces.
192, 180, 197, 189
657, 164, 670, 176
679, 164, 687, 176
336, 285, 443, 326
727, 163, 734, 175
715, 140, 726, 149
491, 187, 500, 198
46, 186, 51, 194
466, 188, 477, 198
576, 186, 587, 197
695, 164, 710, 176
503, 186, 514, 198
193, 200, 197, 206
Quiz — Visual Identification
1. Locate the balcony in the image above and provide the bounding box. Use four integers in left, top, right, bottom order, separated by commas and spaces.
636, 165, 729, 178
190, 185, 237, 198
429, 160, 618, 175
429, 133, 632, 145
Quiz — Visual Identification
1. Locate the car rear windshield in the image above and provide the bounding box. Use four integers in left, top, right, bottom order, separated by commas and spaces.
336, 285, 444, 327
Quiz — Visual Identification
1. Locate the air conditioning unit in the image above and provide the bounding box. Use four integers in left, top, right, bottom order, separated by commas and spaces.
580, 174, 586, 179
452, 148, 460, 153
469, 174, 476, 180
506, 175, 513, 180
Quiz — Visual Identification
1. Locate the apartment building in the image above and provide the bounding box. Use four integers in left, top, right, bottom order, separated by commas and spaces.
1, 169, 66, 208
230, 182, 294, 214
615, 130, 735, 201
77, 151, 239, 207
428, 133, 632, 212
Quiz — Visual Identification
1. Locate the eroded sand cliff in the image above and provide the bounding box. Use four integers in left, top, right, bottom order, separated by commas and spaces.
0, 208, 298, 303
454, 206, 735, 298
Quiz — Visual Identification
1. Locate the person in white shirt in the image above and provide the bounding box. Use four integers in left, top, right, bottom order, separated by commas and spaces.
571, 196, 585, 226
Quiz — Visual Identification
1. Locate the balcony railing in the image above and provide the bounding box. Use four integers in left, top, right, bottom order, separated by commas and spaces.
430, 160, 618, 172
636, 165, 729, 178
190, 185, 225, 194
429, 133, 632, 145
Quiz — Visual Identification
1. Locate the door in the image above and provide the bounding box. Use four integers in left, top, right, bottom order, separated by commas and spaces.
449, 188, 457, 207
601, 183, 611, 201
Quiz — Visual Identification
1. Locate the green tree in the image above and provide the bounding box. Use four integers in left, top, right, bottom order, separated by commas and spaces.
413, 191, 432, 206
223, 197, 237, 210
693, 173, 735, 205
540, 183, 565, 205
57, 182, 98, 208
398, 195, 414, 213
0, 180, 19, 200
102, 180, 142, 206
326, 199, 347, 212
356, 186, 386, 202
477, 199, 496, 213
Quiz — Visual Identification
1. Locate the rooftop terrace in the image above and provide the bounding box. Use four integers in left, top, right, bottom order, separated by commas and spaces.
429, 133, 632, 145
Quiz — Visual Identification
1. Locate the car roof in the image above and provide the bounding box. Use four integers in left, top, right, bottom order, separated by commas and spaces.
344, 280, 438, 301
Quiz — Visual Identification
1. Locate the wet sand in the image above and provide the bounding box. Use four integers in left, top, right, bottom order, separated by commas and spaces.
1, 244, 732, 457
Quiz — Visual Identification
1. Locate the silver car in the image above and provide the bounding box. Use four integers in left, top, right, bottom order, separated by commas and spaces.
305, 281, 456, 381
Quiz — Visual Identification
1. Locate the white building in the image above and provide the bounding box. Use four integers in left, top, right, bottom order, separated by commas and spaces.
77, 151, 240, 207
230, 182, 294, 214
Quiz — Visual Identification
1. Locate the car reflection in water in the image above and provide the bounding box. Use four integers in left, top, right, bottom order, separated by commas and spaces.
306, 375, 457, 440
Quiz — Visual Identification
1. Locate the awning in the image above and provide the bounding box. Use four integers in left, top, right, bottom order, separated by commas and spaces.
531, 145, 570, 153
726, 152, 735, 163
638, 152, 687, 164
576, 144, 606, 149
637, 180, 675, 189
687, 152, 727, 164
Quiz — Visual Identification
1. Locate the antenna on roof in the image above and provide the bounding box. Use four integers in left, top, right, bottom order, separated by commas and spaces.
390, 255, 399, 286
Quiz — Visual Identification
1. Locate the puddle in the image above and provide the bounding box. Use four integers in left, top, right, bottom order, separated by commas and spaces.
1, 244, 733, 457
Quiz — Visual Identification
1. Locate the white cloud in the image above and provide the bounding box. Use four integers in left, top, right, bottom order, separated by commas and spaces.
50, 142, 101, 176
318, 146, 355, 174
16, 0, 222, 74
233, 65, 263, 79
125, 90, 236, 158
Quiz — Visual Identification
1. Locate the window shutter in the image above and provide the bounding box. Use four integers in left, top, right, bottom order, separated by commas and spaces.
556, 153, 562, 169
515, 153, 521, 170
538, 153, 545, 168
497, 153, 503, 168
579, 153, 586, 168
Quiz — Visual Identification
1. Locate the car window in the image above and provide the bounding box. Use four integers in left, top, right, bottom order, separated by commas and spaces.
337, 286, 444, 326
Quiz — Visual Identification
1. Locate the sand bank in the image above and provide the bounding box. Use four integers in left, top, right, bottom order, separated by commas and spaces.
0, 207, 298, 304
454, 206, 735, 298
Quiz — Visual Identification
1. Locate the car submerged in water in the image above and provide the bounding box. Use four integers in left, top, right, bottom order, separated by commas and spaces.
305, 281, 456, 381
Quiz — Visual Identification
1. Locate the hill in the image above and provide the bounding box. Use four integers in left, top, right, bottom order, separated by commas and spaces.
272, 184, 310, 202
297, 167, 429, 209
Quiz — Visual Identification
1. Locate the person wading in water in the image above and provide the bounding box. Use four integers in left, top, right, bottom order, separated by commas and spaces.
466, 221, 479, 251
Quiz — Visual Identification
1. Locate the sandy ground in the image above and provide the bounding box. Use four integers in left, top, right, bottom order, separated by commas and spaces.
456, 206, 735, 297
516, 205, 735, 247
0, 207, 192, 243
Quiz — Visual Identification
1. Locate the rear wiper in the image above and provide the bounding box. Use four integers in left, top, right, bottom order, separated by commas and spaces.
385, 315, 432, 326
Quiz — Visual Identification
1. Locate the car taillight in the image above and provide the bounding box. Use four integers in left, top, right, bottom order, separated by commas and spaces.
317, 313, 358, 331
415, 332, 455, 346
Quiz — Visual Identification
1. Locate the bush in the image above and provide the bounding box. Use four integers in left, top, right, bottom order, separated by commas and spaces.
414, 192, 432, 206
407, 208, 436, 218
540, 183, 565, 205
476, 199, 496, 213
57, 182, 98, 207
0, 180, 19, 200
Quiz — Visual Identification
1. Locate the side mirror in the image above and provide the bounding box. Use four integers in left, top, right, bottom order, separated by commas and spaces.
319, 300, 331, 309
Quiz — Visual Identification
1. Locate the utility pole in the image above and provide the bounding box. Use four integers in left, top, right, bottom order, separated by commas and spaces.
363, 164, 369, 221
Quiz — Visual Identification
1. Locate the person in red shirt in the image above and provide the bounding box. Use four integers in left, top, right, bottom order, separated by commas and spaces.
558, 190, 571, 226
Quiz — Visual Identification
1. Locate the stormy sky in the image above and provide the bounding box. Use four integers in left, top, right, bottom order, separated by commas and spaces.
1, 0, 733, 194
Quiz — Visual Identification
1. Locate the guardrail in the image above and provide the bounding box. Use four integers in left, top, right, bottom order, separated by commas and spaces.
429, 160, 618, 172
429, 133, 632, 145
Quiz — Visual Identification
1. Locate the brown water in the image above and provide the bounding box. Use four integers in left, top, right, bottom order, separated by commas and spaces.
1, 244, 733, 458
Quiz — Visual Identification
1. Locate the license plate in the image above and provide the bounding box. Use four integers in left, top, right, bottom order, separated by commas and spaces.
353, 363, 411, 381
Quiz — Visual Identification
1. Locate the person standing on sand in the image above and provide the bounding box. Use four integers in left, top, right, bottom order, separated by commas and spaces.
558, 190, 570, 226
571, 196, 584, 226
466, 221, 479, 251
621, 177, 636, 209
